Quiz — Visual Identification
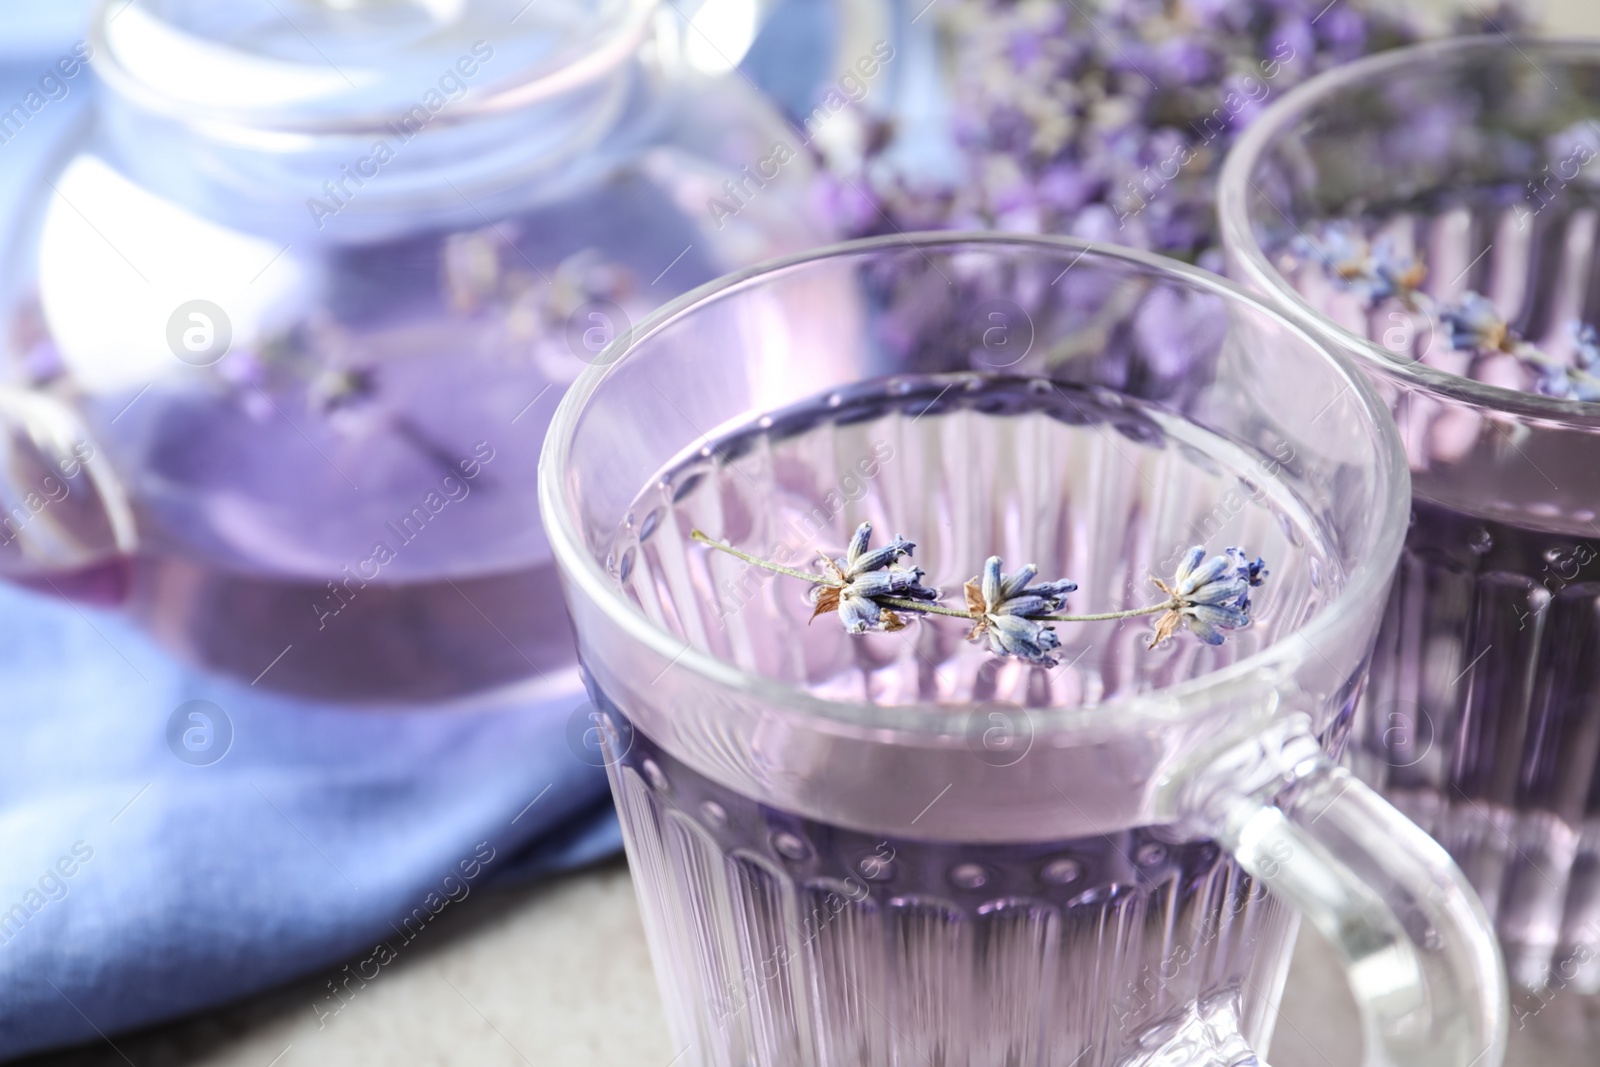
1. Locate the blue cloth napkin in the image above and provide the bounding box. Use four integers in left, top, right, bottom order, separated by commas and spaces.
0, 0, 911, 1048
0, 579, 619, 1060
0, 51, 625, 1063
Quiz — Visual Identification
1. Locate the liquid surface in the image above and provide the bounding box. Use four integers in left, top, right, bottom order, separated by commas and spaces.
611, 373, 1337, 711
79, 379, 570, 703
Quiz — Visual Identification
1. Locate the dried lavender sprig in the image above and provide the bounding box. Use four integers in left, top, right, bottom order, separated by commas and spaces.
690, 526, 1267, 663
1292, 223, 1600, 401
869, 598, 1175, 624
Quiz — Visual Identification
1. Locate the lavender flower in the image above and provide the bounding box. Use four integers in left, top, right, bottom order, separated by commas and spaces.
808, 0, 1526, 265
1574, 322, 1600, 372
812, 522, 941, 633
963, 557, 1078, 666
1439, 291, 1514, 353
1294, 223, 1367, 285
1294, 223, 1425, 303
1367, 238, 1428, 302
1150, 547, 1265, 648
1534, 327, 1600, 401
1536, 363, 1576, 400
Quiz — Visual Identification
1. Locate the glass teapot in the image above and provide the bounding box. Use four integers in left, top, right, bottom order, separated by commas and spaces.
0, 0, 830, 704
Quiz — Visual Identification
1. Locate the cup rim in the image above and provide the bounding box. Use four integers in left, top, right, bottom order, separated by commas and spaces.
1219, 33, 1600, 427
538, 232, 1411, 736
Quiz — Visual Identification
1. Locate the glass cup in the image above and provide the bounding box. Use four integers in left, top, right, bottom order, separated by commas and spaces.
540, 233, 1505, 1067
1219, 36, 1600, 993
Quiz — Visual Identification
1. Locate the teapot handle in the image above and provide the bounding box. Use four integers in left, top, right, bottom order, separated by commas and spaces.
0, 385, 135, 584
1129, 715, 1507, 1067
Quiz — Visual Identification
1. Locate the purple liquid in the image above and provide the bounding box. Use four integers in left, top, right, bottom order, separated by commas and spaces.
51, 326, 577, 703
593, 375, 1349, 1065
601, 703, 1300, 1067
1358, 497, 1600, 991
120, 554, 571, 702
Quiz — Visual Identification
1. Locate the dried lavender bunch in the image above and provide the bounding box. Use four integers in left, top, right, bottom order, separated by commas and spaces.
813, 0, 1527, 265
1290, 220, 1600, 401
692, 523, 1267, 667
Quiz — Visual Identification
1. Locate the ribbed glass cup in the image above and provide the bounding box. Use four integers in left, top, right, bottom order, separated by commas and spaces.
541, 234, 1503, 1067
1220, 35, 1600, 992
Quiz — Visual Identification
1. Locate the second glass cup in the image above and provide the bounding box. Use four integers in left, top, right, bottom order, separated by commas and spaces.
1221, 35, 1600, 993
541, 234, 1504, 1067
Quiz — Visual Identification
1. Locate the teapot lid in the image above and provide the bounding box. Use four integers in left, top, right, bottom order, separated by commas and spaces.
89, 0, 657, 137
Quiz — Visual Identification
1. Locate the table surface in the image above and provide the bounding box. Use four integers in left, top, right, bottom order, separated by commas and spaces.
17, 2, 1600, 1064
14, 856, 1600, 1067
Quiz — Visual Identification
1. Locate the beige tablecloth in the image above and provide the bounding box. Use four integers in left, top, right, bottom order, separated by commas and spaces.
18, 858, 1600, 1066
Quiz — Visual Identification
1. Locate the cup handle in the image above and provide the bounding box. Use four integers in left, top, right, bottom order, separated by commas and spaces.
1139, 714, 1506, 1067
0, 385, 135, 579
